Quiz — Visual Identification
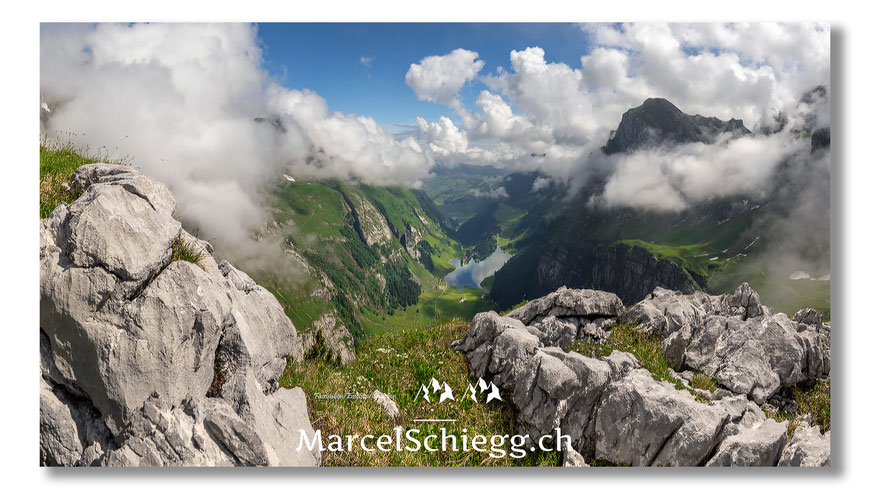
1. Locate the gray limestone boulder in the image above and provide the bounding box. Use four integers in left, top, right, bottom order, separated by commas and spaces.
683, 313, 828, 403
70, 163, 176, 215
594, 369, 731, 466
40, 164, 319, 467
562, 449, 589, 467
527, 316, 578, 350
512, 349, 611, 445
778, 424, 831, 467
793, 308, 824, 332
728, 282, 765, 320
40, 377, 114, 467
604, 351, 641, 378
453, 293, 830, 467
452, 311, 537, 387
219, 259, 298, 390
706, 418, 789, 467
508, 287, 625, 326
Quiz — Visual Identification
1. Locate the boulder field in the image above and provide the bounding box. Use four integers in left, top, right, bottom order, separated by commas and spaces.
454, 286, 831, 467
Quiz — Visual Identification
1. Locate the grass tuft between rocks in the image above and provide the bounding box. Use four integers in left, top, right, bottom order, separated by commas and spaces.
794, 380, 831, 432
763, 380, 831, 438
690, 372, 719, 393
570, 326, 830, 436
170, 235, 206, 270
570, 323, 712, 402
571, 324, 682, 386
39, 138, 126, 219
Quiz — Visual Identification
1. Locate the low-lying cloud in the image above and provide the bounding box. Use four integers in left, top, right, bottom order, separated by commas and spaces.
594, 132, 806, 212
40, 23, 434, 271
469, 186, 508, 199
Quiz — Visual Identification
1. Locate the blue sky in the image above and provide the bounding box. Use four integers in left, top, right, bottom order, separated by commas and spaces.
255, 23, 590, 132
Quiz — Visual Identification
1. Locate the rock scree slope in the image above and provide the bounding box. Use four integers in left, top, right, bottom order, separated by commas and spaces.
40, 163, 320, 466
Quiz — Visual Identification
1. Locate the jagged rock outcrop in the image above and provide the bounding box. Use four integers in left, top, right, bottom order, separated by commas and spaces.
706, 418, 789, 467
508, 287, 624, 347
453, 285, 830, 467
40, 164, 320, 466
621, 284, 830, 402
400, 222, 424, 260
594, 369, 784, 467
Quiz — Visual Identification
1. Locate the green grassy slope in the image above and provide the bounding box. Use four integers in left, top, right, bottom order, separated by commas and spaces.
618, 239, 728, 279
259, 178, 495, 343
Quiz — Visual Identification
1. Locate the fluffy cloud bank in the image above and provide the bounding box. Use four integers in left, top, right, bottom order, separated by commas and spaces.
40, 23, 433, 268
409, 22, 830, 209
595, 131, 806, 212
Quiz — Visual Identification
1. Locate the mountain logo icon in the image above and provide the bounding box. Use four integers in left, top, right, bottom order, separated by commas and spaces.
460, 377, 502, 404
413, 377, 455, 403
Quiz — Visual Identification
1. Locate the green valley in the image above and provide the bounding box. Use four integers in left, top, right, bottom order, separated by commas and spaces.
253, 177, 498, 356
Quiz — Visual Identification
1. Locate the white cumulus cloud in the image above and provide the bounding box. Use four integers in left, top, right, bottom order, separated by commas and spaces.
405, 48, 484, 112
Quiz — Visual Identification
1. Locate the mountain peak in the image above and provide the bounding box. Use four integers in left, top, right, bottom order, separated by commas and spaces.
635, 97, 682, 113
602, 98, 750, 155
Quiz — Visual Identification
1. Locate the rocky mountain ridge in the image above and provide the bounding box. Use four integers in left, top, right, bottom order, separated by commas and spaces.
39, 162, 831, 468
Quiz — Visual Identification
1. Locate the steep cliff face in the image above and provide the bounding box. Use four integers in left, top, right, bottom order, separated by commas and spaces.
589, 243, 702, 304
534, 242, 701, 306
40, 164, 320, 467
